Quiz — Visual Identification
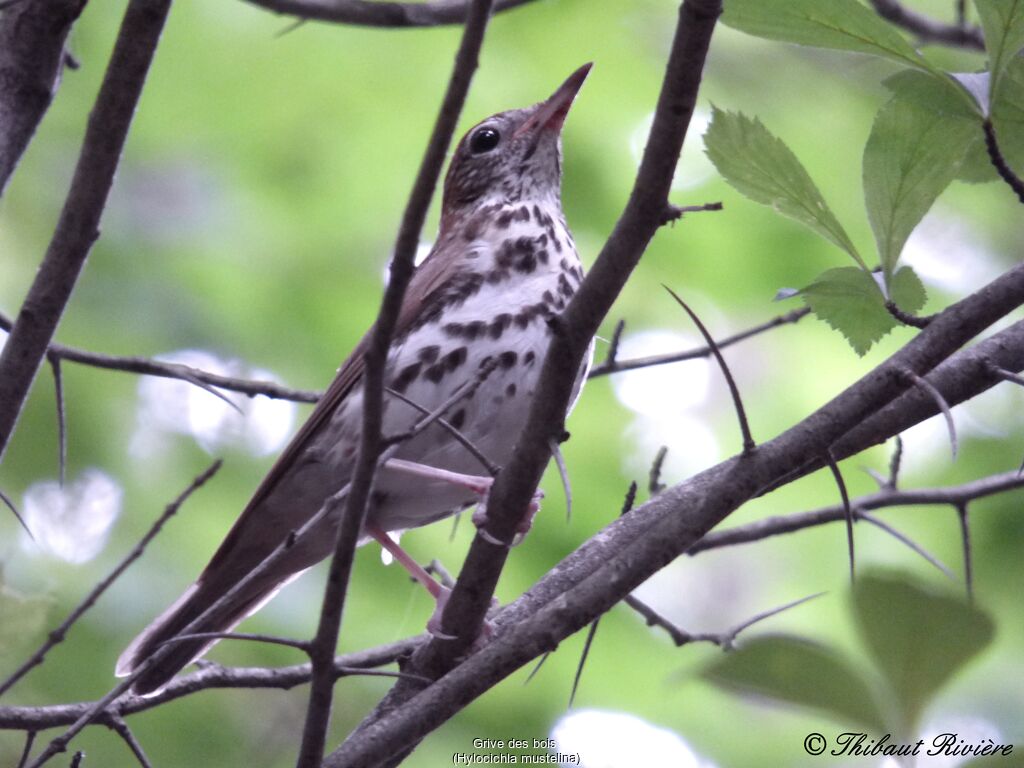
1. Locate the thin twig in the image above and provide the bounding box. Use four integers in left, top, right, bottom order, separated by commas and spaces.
0, 311, 320, 403
665, 286, 755, 453
0, 461, 221, 700
68, 753, 82, 768
296, 2, 497, 765
659, 200, 723, 225
648, 447, 668, 497
885, 300, 934, 328
825, 452, 855, 583
604, 319, 625, 366
867, 0, 984, 49
17, 732, 36, 768
904, 369, 957, 459
888, 435, 903, 490
0, 0, 173, 463
957, 503, 974, 602
106, 715, 152, 768
162, 631, 311, 654
859, 511, 954, 579
588, 307, 810, 378
691, 469, 1024, 555
0, 486, 33, 539
983, 119, 1024, 205
0, 638, 423, 730
47, 355, 66, 486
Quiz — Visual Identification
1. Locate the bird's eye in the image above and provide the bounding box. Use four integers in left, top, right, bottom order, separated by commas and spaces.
469, 127, 501, 154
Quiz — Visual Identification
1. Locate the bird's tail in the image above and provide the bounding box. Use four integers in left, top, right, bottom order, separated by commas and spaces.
115, 572, 301, 696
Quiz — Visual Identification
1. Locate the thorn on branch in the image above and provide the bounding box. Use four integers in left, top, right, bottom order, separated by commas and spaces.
604, 318, 625, 366
106, 714, 153, 768
659, 201, 723, 226
885, 300, 934, 328
825, 451, 856, 583
620, 481, 638, 516
903, 369, 958, 459
648, 448, 668, 497
47, 354, 67, 486
548, 438, 572, 523
983, 119, 1024, 204
957, 503, 974, 603
1, 486, 34, 540
888, 435, 903, 490
70, 752, 84, 768
569, 618, 601, 707
859, 511, 954, 579
664, 286, 755, 454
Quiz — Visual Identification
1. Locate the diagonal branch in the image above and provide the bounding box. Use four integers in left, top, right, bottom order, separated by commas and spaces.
296, 1, 497, 765
0, 0, 86, 196
867, 0, 984, 49
0, 461, 222, 700
0, 0, 173, 463
242, 0, 531, 27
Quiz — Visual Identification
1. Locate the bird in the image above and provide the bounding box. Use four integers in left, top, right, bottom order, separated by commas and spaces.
116, 63, 593, 696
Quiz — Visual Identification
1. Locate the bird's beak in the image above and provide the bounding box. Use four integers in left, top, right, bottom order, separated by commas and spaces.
513, 62, 592, 139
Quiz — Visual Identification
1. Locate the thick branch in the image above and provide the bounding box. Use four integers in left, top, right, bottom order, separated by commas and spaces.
328, 260, 1024, 765
242, 0, 529, 27
0, 0, 86, 196
0, 0, 172, 463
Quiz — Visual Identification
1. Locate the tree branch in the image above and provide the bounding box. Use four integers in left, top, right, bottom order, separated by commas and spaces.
867, 0, 984, 49
296, 1, 496, 765
242, 0, 530, 27
0, 0, 86, 196
0, 0, 173, 463
0, 462, 221, 700
0, 638, 422, 730
325, 1, 724, 764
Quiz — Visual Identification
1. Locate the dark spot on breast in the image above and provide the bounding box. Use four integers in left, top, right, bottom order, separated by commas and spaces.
479, 355, 493, 370
425, 363, 445, 383
552, 235, 563, 253
392, 362, 421, 393
496, 210, 514, 229
537, 249, 549, 265
506, 383, 517, 397
444, 347, 467, 372
558, 273, 574, 298
498, 351, 518, 368
524, 351, 536, 366
517, 205, 531, 222
443, 322, 464, 338
418, 345, 440, 364
489, 313, 511, 339
487, 268, 510, 284
414, 272, 485, 330
449, 408, 466, 430
559, 257, 570, 271
496, 236, 539, 274
464, 321, 486, 340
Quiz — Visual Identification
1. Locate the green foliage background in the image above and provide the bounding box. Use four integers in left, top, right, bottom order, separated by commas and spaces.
1, 0, 1022, 765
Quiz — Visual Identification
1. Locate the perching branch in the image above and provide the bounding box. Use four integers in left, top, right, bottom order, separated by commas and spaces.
0, 0, 173, 463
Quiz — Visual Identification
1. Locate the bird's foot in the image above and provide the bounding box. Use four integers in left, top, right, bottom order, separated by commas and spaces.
472, 490, 543, 547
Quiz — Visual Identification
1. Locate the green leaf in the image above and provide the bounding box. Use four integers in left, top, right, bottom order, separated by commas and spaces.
704, 108, 864, 267
853, 571, 995, 734
991, 58, 1024, 178
883, 69, 983, 119
702, 634, 887, 733
864, 96, 977, 281
975, 0, 1024, 98
722, 0, 937, 74
801, 266, 925, 355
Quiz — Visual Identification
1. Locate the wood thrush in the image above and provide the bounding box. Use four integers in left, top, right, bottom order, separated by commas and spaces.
117, 63, 593, 695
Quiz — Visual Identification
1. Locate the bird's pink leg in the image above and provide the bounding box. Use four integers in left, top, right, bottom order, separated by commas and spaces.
382, 458, 543, 544
365, 523, 455, 638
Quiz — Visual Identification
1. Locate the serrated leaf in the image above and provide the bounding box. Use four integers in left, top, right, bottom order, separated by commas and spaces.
853, 571, 995, 734
975, 0, 1024, 99
704, 108, 864, 268
991, 58, 1024, 177
801, 266, 925, 355
722, 0, 937, 74
864, 96, 977, 281
889, 265, 927, 315
702, 634, 887, 733
884, 69, 983, 119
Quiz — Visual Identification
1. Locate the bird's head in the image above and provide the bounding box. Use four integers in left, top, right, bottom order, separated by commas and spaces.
441, 63, 591, 218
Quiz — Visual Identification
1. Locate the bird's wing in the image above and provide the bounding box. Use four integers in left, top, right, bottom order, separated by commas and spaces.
201, 241, 462, 577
